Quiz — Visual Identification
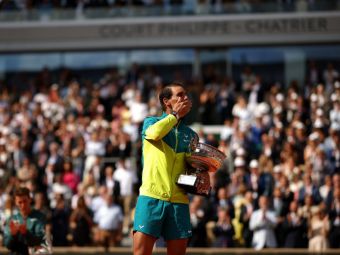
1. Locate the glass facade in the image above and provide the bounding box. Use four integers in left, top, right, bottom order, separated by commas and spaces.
1, 45, 340, 88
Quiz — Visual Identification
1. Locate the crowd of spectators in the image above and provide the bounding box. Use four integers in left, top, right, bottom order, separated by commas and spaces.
0, 60, 339, 251
1, 0, 337, 14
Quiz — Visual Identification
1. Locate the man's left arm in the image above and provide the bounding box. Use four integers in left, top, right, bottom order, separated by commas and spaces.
265, 211, 278, 228
23, 214, 46, 247
144, 115, 177, 141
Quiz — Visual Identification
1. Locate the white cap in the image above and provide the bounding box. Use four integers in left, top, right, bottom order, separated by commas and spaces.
249, 159, 259, 169
310, 93, 318, 102
273, 106, 283, 115
316, 108, 324, 116
33, 93, 48, 103
294, 121, 305, 130
51, 83, 59, 90
276, 93, 284, 102
331, 93, 338, 102
0, 126, 10, 135
232, 143, 241, 152
335, 81, 340, 89
254, 110, 263, 118
309, 132, 319, 141
236, 147, 246, 157
314, 118, 324, 128
97, 104, 105, 113
293, 167, 300, 174
234, 157, 245, 167
330, 122, 340, 131
290, 92, 298, 100
273, 165, 281, 173
257, 103, 270, 115
275, 121, 283, 129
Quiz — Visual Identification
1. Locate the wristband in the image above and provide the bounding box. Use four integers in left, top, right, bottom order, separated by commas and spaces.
171, 111, 179, 120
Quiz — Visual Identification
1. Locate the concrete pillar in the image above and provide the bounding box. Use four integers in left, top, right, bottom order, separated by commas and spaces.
0, 57, 5, 80
226, 50, 232, 78
284, 49, 306, 88
193, 49, 201, 78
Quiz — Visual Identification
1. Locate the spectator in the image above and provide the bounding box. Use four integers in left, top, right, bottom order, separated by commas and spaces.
62, 161, 80, 195
319, 175, 333, 202
328, 186, 340, 248
51, 194, 70, 246
93, 193, 123, 251
101, 165, 120, 202
308, 203, 330, 251
113, 158, 137, 234
323, 63, 339, 94
245, 159, 260, 200
216, 80, 234, 123
47, 142, 64, 174
3, 187, 50, 255
199, 86, 218, 124
282, 200, 308, 248
239, 190, 254, 248
17, 157, 37, 187
90, 185, 107, 214
188, 195, 209, 247
249, 195, 278, 250
232, 95, 251, 129
69, 195, 93, 246
298, 174, 322, 205
70, 135, 86, 180
213, 186, 235, 220
84, 132, 105, 178
49, 174, 73, 209
0, 194, 16, 239
306, 60, 321, 87
298, 194, 318, 221
212, 206, 235, 247
273, 187, 286, 246
129, 92, 148, 133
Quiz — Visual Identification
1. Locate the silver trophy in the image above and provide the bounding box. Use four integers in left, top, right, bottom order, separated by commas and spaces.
177, 141, 226, 196
29, 233, 52, 255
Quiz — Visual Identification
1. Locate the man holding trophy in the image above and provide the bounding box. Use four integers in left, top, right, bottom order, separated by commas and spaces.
133, 82, 226, 255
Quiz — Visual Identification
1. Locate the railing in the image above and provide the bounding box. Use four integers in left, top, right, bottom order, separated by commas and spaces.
1, 247, 340, 254
0, 1, 339, 22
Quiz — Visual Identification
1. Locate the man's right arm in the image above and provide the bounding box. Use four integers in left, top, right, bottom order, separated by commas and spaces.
3, 218, 16, 248
23, 217, 46, 247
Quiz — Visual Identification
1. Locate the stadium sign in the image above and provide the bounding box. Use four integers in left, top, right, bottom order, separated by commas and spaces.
98, 17, 328, 38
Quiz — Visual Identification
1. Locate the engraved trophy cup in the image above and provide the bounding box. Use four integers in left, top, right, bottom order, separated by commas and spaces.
176, 140, 226, 196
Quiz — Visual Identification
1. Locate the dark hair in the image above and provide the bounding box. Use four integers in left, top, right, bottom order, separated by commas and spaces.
14, 187, 31, 198
159, 81, 184, 111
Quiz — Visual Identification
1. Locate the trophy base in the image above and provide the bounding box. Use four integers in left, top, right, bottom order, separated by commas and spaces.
176, 174, 210, 196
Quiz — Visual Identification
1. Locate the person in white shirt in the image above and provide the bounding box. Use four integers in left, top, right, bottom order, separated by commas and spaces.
84, 131, 106, 177
129, 92, 148, 132
249, 195, 278, 250
113, 158, 137, 233
91, 185, 108, 216
94, 193, 123, 251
